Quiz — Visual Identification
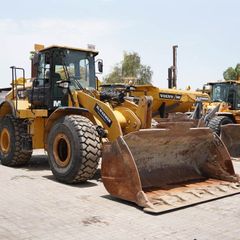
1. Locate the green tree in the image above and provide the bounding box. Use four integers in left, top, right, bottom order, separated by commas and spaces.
223, 64, 240, 80
138, 65, 153, 84
236, 64, 240, 79
104, 52, 153, 84
104, 65, 122, 83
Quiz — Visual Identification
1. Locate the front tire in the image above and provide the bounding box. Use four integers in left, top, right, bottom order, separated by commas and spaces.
47, 115, 101, 183
0, 115, 32, 166
208, 116, 233, 135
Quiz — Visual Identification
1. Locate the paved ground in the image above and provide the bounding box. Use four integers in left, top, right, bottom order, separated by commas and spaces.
0, 151, 240, 240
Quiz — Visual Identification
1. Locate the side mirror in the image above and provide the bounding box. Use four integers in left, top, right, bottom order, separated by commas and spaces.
97, 60, 103, 73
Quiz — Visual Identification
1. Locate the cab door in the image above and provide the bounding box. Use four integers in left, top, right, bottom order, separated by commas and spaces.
29, 53, 51, 108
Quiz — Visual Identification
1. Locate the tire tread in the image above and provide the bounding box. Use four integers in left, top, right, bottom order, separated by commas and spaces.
0, 115, 32, 166
208, 116, 233, 135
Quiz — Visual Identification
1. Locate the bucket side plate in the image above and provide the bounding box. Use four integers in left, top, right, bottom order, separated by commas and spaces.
221, 124, 240, 158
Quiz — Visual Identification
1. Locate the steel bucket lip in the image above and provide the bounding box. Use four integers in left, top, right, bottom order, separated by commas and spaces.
142, 179, 240, 214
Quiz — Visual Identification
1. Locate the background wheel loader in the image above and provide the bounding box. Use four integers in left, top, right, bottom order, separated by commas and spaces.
100, 83, 210, 118
203, 80, 240, 132
201, 80, 240, 158
0, 44, 239, 213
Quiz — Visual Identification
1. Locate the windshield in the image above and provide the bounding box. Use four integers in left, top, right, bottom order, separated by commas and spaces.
54, 49, 95, 90
211, 84, 230, 102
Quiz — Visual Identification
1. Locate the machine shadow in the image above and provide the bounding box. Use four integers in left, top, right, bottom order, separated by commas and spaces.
102, 192, 240, 215
43, 174, 99, 188
23, 154, 50, 171
42, 168, 101, 188
101, 194, 143, 212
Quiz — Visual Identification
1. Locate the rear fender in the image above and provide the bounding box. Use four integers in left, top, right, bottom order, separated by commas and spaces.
0, 100, 16, 117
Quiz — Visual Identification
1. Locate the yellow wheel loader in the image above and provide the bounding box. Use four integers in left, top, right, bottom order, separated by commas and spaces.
0, 44, 239, 213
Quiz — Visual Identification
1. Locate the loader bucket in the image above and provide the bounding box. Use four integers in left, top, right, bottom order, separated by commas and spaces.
102, 124, 240, 213
221, 124, 240, 159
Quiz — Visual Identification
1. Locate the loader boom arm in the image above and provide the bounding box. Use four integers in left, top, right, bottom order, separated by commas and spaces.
77, 91, 153, 141
77, 91, 123, 141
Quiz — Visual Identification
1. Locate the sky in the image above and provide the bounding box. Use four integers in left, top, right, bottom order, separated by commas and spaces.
0, 0, 239, 90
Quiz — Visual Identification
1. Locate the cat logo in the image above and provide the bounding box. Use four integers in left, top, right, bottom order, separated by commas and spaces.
53, 100, 62, 107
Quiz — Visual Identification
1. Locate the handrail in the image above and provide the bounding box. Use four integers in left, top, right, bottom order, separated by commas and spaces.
9, 66, 26, 112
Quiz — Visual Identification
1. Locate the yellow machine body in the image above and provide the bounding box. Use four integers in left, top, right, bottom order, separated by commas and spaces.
130, 85, 210, 117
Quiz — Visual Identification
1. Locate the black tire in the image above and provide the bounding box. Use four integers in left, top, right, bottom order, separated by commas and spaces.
47, 115, 102, 183
208, 116, 233, 135
0, 115, 32, 166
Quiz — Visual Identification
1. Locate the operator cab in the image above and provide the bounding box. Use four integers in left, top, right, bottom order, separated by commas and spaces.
29, 45, 101, 110
208, 81, 240, 110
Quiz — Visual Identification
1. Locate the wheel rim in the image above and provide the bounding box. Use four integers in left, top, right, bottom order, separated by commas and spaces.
0, 128, 10, 154
53, 133, 71, 167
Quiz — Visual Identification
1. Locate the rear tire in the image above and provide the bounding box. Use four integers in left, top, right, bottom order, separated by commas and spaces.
208, 116, 233, 135
0, 115, 32, 166
47, 115, 101, 183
